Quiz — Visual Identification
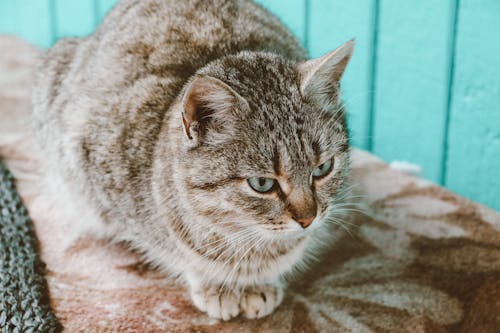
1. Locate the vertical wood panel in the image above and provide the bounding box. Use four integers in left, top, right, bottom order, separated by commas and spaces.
17, 0, 54, 47
0, 2, 20, 36
372, 0, 455, 183
97, 0, 118, 21
0, 0, 53, 47
446, 0, 500, 210
255, 0, 307, 46
54, 0, 96, 39
308, 0, 376, 150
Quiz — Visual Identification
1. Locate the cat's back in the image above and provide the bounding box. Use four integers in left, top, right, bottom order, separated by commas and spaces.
90, 0, 307, 87
34, 0, 307, 134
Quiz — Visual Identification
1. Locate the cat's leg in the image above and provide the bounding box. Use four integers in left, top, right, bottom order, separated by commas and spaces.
186, 274, 240, 320
239, 282, 284, 319
187, 272, 284, 320
187, 274, 285, 320
190, 284, 241, 320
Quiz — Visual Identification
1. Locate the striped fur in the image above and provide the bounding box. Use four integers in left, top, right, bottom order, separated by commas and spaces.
32, 0, 354, 320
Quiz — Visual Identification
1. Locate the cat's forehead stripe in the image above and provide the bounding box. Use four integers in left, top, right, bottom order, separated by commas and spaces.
272, 146, 281, 176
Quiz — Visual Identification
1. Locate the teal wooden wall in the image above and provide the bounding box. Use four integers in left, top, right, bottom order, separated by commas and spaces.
1, 0, 499, 211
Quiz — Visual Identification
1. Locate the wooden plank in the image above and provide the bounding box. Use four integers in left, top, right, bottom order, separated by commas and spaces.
97, 0, 118, 21
17, 0, 54, 47
308, 0, 376, 150
0, 2, 20, 36
255, 0, 306, 46
371, 0, 455, 183
53, 0, 97, 39
445, 0, 500, 210
0, 1, 53, 48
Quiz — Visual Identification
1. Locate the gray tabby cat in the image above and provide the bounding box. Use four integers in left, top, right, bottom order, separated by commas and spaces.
32, 0, 353, 320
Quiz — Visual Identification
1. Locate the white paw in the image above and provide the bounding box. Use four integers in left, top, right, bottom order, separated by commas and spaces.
240, 285, 284, 319
190, 286, 240, 321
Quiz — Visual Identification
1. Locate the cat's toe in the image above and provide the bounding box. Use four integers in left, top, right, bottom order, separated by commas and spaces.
219, 292, 240, 320
190, 286, 240, 320
240, 284, 284, 319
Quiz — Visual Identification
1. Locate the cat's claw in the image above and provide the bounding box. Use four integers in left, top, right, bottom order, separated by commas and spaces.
240, 285, 284, 319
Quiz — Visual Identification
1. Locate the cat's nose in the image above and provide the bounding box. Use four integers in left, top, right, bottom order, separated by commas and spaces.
287, 186, 317, 229
294, 215, 315, 228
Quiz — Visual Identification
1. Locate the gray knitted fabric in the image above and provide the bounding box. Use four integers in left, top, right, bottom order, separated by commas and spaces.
0, 161, 61, 333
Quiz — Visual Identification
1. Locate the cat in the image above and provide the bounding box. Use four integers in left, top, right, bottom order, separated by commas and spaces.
32, 0, 354, 320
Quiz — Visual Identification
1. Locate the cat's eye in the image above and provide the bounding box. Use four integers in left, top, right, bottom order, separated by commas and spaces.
247, 177, 276, 193
312, 157, 334, 179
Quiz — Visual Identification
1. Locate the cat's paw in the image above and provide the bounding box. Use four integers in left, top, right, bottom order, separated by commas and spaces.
240, 284, 284, 319
190, 286, 240, 321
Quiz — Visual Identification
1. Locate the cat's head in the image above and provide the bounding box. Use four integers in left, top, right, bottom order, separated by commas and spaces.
172, 41, 354, 238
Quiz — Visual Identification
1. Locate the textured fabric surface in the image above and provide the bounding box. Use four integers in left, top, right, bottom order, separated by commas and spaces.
0, 160, 61, 332
1, 36, 500, 332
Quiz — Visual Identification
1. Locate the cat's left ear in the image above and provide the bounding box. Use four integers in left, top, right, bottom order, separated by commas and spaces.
181, 76, 248, 147
297, 39, 354, 105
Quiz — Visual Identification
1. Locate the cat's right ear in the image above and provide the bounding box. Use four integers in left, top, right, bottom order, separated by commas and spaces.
181, 76, 248, 147
297, 40, 354, 107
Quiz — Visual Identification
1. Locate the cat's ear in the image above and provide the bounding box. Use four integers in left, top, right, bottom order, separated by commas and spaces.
181, 76, 248, 146
297, 39, 354, 106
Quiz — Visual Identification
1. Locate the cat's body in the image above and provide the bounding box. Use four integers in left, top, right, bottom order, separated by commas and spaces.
33, 0, 353, 320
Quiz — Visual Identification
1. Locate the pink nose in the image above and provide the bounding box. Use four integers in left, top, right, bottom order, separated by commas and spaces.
295, 216, 315, 228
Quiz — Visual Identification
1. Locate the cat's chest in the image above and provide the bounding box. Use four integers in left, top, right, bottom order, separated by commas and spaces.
188, 232, 309, 276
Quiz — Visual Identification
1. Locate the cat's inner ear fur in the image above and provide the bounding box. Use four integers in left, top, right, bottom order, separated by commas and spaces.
297, 39, 354, 107
182, 76, 248, 146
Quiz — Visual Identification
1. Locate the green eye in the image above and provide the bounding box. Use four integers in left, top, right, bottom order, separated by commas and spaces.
247, 177, 276, 193
312, 157, 334, 178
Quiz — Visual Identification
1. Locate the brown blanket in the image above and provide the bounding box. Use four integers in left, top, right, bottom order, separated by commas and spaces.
1, 36, 499, 333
